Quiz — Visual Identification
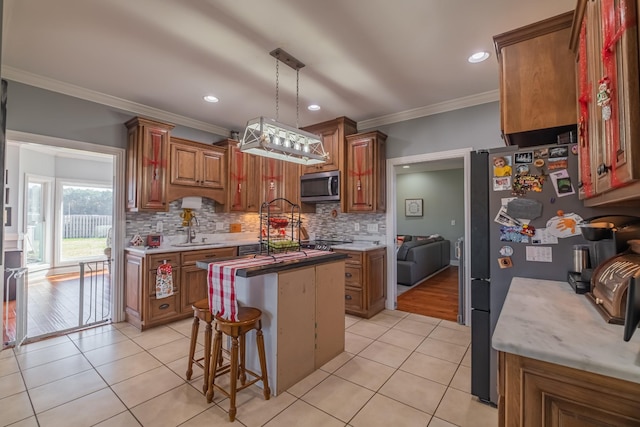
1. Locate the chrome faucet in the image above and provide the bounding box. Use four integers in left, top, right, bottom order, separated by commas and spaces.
187, 214, 199, 243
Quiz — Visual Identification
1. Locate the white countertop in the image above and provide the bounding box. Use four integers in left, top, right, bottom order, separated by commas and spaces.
492, 277, 640, 384
124, 232, 260, 255
330, 243, 387, 251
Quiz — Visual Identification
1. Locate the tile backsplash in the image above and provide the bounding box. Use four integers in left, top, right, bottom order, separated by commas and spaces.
125, 199, 386, 244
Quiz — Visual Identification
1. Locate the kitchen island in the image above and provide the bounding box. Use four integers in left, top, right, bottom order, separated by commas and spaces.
493, 277, 640, 426
197, 250, 347, 395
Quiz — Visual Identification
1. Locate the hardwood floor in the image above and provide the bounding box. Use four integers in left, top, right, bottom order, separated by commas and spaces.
2, 270, 111, 345
397, 266, 459, 322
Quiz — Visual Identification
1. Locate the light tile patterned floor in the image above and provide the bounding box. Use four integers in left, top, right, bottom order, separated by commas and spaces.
0, 310, 498, 427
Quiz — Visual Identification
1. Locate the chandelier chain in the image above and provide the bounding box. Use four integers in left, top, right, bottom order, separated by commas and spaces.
296, 69, 300, 129
275, 57, 279, 121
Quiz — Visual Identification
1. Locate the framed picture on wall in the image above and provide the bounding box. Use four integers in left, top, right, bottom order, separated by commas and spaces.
405, 198, 423, 217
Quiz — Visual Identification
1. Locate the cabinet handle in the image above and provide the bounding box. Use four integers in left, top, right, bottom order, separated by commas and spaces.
345, 295, 352, 300
345, 272, 352, 278
205, 255, 217, 258
159, 303, 170, 310
597, 163, 610, 176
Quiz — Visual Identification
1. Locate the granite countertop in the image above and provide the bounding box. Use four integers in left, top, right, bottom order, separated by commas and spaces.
492, 277, 640, 385
124, 234, 260, 255
195, 251, 347, 277
330, 242, 387, 251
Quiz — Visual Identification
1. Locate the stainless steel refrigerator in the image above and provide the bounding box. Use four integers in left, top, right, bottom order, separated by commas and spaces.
469, 143, 624, 405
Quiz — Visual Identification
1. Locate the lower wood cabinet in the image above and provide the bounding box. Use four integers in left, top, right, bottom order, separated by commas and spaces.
124, 247, 237, 330
499, 352, 640, 427
333, 248, 386, 318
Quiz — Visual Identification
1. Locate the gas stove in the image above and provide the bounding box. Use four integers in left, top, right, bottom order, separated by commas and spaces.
301, 239, 353, 251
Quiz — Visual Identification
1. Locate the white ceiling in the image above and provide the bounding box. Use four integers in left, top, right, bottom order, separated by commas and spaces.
2, 0, 576, 137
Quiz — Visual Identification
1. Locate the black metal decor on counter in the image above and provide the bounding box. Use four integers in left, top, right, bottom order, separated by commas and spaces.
259, 198, 302, 256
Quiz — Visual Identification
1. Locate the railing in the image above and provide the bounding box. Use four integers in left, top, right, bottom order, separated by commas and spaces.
63, 215, 112, 238
79, 260, 112, 326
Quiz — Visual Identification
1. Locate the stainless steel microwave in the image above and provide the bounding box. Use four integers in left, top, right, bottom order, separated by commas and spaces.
300, 171, 340, 203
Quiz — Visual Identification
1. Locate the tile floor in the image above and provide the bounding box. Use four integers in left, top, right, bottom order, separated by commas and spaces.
0, 310, 498, 427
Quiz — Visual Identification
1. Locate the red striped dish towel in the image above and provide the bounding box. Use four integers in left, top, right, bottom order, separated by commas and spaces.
207, 250, 327, 321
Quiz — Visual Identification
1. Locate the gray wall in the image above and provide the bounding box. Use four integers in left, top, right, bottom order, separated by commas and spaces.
368, 102, 503, 158
5, 81, 224, 148
396, 168, 464, 259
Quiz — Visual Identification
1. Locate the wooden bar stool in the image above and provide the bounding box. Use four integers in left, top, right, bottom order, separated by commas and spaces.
206, 306, 270, 422
185, 298, 214, 393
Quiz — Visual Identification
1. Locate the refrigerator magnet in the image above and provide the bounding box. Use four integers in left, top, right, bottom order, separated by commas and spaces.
493, 176, 511, 191
499, 246, 513, 256
498, 257, 513, 269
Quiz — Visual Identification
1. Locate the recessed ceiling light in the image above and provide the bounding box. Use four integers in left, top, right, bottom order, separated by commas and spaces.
203, 95, 219, 103
468, 51, 490, 63
402, 165, 410, 169
307, 104, 321, 111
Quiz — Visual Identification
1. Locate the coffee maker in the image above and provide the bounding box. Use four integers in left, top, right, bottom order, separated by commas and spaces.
568, 216, 640, 293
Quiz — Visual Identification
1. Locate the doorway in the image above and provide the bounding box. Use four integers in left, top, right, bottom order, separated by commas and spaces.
385, 148, 472, 325
2, 131, 125, 348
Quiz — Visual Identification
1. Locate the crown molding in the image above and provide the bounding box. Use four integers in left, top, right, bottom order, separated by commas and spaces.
358, 90, 499, 130
2, 66, 231, 137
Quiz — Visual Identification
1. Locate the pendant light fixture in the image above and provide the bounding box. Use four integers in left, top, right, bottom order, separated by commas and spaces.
240, 48, 327, 165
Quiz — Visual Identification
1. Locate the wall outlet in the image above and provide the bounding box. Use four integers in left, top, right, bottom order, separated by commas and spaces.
451, 219, 456, 226
367, 223, 378, 233
354, 223, 360, 232
216, 222, 225, 231
156, 221, 163, 233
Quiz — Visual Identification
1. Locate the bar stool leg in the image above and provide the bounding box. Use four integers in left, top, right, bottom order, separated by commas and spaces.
256, 323, 271, 400
228, 336, 240, 422
202, 320, 212, 393
185, 315, 200, 380
206, 329, 223, 404
239, 334, 247, 384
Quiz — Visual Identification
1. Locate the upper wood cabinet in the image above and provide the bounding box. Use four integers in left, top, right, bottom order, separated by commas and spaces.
571, 0, 640, 206
345, 131, 387, 213
494, 12, 577, 144
167, 137, 226, 204
217, 139, 262, 212
125, 117, 175, 212
301, 117, 357, 174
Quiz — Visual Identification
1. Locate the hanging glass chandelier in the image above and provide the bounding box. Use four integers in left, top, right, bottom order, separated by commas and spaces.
240, 48, 327, 165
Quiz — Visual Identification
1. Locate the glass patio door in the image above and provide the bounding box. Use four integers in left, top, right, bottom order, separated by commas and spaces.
26, 176, 53, 268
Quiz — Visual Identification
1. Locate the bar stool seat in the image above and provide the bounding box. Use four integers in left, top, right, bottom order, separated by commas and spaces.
185, 298, 214, 393
206, 306, 270, 422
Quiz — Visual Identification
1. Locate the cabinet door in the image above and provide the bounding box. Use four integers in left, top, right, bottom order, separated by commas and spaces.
346, 136, 375, 212
126, 117, 174, 212
140, 126, 171, 210
502, 352, 640, 426
245, 154, 261, 212
302, 117, 357, 174
170, 143, 199, 186
200, 149, 225, 189
304, 126, 340, 174
228, 144, 248, 211
283, 161, 301, 208
262, 158, 285, 211
495, 12, 577, 135
366, 249, 387, 315
124, 253, 144, 327
180, 264, 209, 314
